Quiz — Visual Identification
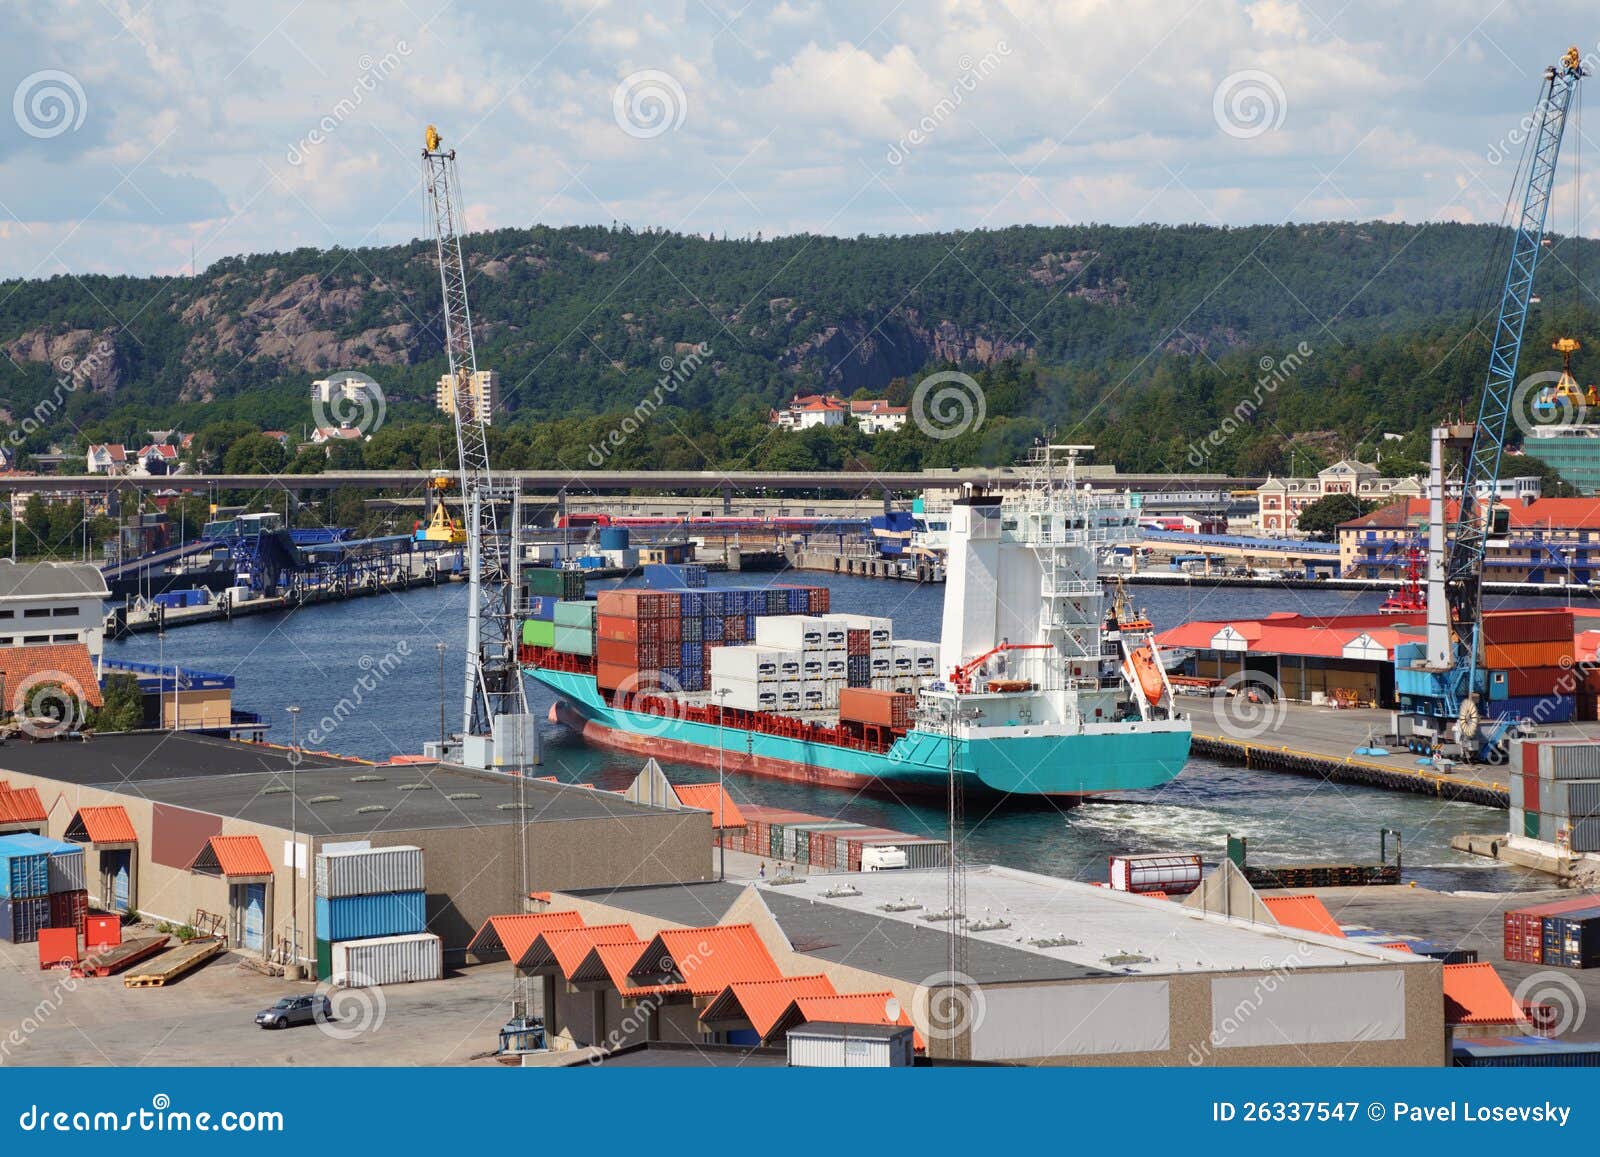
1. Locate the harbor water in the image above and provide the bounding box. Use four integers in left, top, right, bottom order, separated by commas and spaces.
105, 572, 1545, 892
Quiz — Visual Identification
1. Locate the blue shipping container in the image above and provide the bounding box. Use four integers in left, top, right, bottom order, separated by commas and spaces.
0, 839, 50, 900
1486, 695, 1576, 724
704, 615, 724, 641
0, 895, 50, 943
526, 596, 559, 621
313, 890, 426, 942
0, 834, 85, 894
702, 590, 725, 615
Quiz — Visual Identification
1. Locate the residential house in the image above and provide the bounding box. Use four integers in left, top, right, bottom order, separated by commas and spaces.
770, 394, 847, 430
850, 398, 909, 434
86, 444, 130, 475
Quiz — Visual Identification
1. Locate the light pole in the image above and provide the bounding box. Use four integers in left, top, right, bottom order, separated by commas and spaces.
436, 641, 448, 753
286, 704, 301, 969
716, 687, 730, 882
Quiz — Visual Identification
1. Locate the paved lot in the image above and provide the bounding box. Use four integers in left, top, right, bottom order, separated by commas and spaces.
0, 937, 522, 1067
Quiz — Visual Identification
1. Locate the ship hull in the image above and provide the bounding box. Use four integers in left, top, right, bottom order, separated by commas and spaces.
531, 668, 1190, 800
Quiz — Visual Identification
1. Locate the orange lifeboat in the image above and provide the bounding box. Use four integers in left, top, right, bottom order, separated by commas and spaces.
1129, 643, 1167, 705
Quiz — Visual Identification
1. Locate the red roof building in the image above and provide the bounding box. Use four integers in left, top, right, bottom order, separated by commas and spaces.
189, 835, 273, 878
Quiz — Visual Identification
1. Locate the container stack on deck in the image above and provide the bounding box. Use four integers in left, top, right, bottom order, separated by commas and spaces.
1511, 739, 1600, 849
313, 845, 437, 985
0, 834, 85, 943
1481, 610, 1578, 722
723, 803, 948, 871
521, 566, 588, 650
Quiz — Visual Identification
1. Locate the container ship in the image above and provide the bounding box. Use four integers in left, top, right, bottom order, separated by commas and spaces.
518, 445, 1191, 799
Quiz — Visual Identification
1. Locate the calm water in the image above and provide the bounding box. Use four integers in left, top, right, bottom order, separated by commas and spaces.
105, 572, 1552, 892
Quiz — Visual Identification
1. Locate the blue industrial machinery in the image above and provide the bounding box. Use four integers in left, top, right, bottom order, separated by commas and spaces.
199, 512, 451, 596
1401, 46, 1585, 757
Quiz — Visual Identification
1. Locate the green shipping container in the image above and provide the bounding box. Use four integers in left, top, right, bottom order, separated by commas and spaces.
522, 620, 556, 648
554, 600, 596, 628
553, 625, 594, 656
1526, 810, 1542, 840
524, 567, 586, 600
316, 938, 332, 981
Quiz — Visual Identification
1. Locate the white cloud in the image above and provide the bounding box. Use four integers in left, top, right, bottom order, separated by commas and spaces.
0, 0, 1592, 285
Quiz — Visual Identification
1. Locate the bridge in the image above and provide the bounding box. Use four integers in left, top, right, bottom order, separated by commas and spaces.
0, 468, 1264, 497
1136, 529, 1340, 568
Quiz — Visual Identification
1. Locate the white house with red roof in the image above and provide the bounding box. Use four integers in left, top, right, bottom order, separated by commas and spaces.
86, 443, 130, 475
771, 393, 907, 433
850, 397, 908, 434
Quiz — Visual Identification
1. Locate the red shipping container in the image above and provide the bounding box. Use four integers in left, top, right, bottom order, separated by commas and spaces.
596, 615, 639, 643
85, 914, 121, 952
1505, 667, 1575, 697
48, 889, 87, 935
597, 637, 642, 667
1523, 739, 1545, 776
597, 589, 645, 619
1504, 896, 1600, 963
1483, 609, 1575, 645
838, 688, 914, 730
661, 617, 681, 643
1524, 773, 1541, 814
846, 629, 870, 656
37, 927, 77, 969
596, 661, 635, 690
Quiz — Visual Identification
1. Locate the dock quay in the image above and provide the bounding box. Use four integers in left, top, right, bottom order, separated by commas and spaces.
1186, 698, 1510, 807
786, 543, 942, 582
107, 567, 454, 636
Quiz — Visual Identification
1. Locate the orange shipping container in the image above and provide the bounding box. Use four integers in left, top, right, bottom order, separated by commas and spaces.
596, 661, 635, 691
596, 615, 639, 643
1484, 640, 1574, 671
838, 687, 914, 729
1482, 609, 1575, 645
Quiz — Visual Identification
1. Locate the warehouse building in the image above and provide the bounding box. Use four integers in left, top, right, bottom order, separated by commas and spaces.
0, 731, 709, 965
520, 864, 1445, 1066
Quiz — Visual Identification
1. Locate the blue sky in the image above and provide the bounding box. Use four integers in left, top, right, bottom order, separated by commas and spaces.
1, 0, 1597, 278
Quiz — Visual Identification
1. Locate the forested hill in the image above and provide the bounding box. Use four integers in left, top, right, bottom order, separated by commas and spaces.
1, 220, 1595, 475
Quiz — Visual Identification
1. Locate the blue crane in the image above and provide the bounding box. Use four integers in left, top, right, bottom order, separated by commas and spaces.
1441, 46, 1585, 707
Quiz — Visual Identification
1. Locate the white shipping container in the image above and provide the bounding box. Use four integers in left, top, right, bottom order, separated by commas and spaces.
817, 618, 848, 648
315, 845, 425, 898
754, 616, 826, 651
779, 680, 803, 710
1539, 742, 1600, 781
869, 655, 892, 675
823, 649, 847, 678
890, 644, 915, 673
331, 932, 443, 988
787, 1024, 915, 1067
802, 680, 827, 709
869, 676, 897, 692
830, 613, 893, 644
710, 645, 785, 682
800, 653, 825, 679
48, 848, 85, 894
897, 640, 939, 673
711, 676, 775, 712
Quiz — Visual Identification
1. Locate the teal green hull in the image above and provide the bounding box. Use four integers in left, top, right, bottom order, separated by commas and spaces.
529, 668, 1191, 798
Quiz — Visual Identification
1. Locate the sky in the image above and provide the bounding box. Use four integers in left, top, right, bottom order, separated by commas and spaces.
1, 0, 1598, 279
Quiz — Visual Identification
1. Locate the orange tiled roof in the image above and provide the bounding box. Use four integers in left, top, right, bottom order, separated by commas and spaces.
467, 911, 585, 962
673, 783, 746, 828
0, 644, 104, 713
700, 974, 837, 1038
191, 835, 273, 877
69, 805, 137, 843
1444, 962, 1525, 1025
521, 924, 639, 975
630, 924, 782, 996
1261, 894, 1346, 939
590, 939, 661, 995
0, 786, 47, 825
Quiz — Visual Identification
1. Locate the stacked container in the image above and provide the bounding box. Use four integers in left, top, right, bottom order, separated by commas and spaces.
644, 563, 707, 588
552, 599, 596, 657
1511, 739, 1600, 849
726, 804, 948, 871
1481, 611, 1576, 722
0, 834, 82, 943
313, 845, 433, 983
1504, 896, 1600, 965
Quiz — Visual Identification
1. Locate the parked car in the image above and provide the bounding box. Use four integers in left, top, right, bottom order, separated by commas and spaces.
255, 995, 332, 1029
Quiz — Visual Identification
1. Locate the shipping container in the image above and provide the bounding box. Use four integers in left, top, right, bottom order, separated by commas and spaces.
0, 841, 49, 900
1109, 853, 1204, 895
838, 687, 914, 729
521, 619, 555, 649
0, 895, 50, 943
316, 938, 333, 981
1572, 815, 1600, 854
523, 567, 587, 601
787, 1023, 915, 1067
1484, 640, 1575, 670
313, 890, 426, 942
553, 599, 596, 628
1541, 779, 1600, 820
1539, 741, 1600, 781
1499, 667, 1573, 698
1486, 694, 1575, 724
710, 645, 787, 682
48, 888, 86, 934
1453, 1037, 1600, 1067
1482, 609, 1576, 644
1504, 896, 1600, 964
0, 835, 88, 895
315, 845, 425, 899
1553, 908, 1600, 969
553, 625, 595, 656
330, 932, 443, 987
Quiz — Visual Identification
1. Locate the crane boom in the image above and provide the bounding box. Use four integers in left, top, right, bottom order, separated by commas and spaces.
1440, 47, 1584, 706
422, 126, 524, 743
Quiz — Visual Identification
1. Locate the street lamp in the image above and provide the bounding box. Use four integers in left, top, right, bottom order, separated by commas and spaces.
286, 704, 301, 970
716, 686, 731, 882
436, 641, 448, 754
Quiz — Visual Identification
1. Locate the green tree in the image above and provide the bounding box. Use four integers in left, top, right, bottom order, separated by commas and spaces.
90, 674, 146, 732
222, 433, 290, 474
1295, 494, 1383, 541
